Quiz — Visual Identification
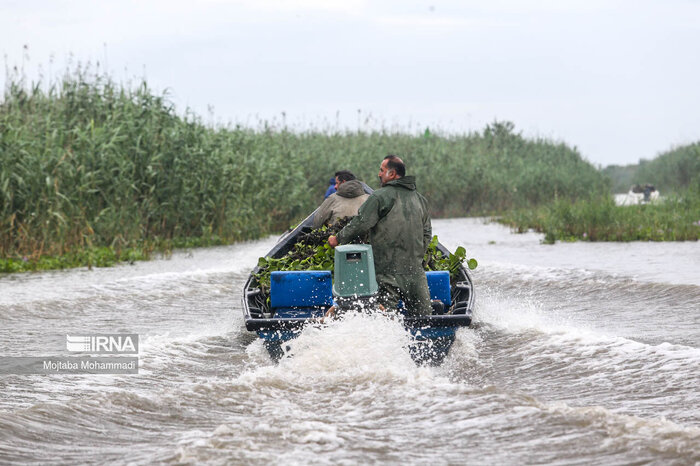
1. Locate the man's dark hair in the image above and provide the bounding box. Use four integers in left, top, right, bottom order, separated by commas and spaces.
383, 155, 406, 177
334, 170, 356, 183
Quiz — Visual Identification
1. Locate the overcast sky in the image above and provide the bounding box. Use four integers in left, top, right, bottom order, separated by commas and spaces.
2, 0, 699, 166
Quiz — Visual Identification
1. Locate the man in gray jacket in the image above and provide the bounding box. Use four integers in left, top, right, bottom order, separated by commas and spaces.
313, 170, 370, 229
328, 156, 433, 317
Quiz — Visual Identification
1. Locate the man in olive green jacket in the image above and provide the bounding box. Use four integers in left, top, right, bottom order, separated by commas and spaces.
328, 155, 433, 317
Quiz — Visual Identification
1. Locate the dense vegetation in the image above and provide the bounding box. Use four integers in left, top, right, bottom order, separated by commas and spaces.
1, 68, 609, 271
501, 187, 700, 243
634, 143, 700, 193
601, 163, 639, 194
509, 142, 700, 243
602, 143, 700, 194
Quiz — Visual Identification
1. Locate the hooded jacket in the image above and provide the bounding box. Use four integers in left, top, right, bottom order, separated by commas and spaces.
336, 176, 431, 279
313, 179, 370, 229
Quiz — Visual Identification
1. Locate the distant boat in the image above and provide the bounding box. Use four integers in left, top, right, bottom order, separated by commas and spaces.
616, 184, 659, 206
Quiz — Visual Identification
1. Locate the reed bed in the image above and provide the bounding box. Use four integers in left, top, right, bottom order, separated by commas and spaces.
510, 141, 700, 243
1, 68, 608, 271
500, 189, 700, 243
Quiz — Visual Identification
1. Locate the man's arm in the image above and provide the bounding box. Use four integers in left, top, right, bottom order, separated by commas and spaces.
421, 196, 432, 253
313, 197, 334, 229
335, 194, 382, 244
423, 216, 432, 253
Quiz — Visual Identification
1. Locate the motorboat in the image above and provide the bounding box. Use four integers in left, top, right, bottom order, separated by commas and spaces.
241, 191, 475, 364
617, 184, 660, 205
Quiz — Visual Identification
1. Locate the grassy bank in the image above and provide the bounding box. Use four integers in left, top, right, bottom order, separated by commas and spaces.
542, 141, 700, 243
0, 235, 229, 273
500, 189, 700, 243
1, 68, 609, 271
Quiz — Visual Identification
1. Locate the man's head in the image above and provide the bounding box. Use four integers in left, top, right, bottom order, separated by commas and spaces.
378, 155, 405, 186
334, 170, 356, 189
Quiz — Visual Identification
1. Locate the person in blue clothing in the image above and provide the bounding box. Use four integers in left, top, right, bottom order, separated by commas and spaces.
324, 177, 337, 198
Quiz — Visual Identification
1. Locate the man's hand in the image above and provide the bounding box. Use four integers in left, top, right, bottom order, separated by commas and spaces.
328, 235, 339, 248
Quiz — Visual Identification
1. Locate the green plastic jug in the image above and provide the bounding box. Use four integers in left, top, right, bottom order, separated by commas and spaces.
332, 244, 378, 298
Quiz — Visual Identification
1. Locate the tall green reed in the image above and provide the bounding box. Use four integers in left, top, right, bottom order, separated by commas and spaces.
500, 188, 700, 242
1, 67, 610, 260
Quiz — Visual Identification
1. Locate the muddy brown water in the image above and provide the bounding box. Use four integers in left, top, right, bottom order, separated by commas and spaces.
1, 218, 698, 464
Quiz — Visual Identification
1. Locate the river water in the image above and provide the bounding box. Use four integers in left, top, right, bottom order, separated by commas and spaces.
0, 218, 698, 465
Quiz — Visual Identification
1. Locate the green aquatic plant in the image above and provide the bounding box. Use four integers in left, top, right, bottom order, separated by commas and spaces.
253, 222, 477, 304
0, 246, 151, 273
423, 235, 478, 278
254, 242, 335, 302
252, 220, 349, 301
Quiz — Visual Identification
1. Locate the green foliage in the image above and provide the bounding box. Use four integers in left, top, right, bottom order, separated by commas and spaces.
254, 242, 335, 301
0, 66, 307, 262
1, 65, 609, 271
423, 235, 478, 279
601, 163, 639, 193
253, 228, 477, 305
634, 143, 700, 194
253, 221, 344, 304
499, 189, 700, 242
601, 142, 700, 194
0, 245, 150, 273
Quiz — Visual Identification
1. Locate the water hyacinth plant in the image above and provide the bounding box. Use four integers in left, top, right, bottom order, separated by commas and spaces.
253, 220, 477, 305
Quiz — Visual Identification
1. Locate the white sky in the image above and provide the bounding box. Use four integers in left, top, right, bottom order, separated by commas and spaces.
2, 0, 699, 166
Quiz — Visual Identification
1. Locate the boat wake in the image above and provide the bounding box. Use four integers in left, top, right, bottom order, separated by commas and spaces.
243, 312, 441, 384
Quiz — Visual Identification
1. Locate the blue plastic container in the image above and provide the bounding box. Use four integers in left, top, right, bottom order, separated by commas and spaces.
425, 271, 451, 308
270, 270, 333, 317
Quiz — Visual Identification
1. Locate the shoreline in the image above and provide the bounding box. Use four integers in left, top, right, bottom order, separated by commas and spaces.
3, 213, 699, 275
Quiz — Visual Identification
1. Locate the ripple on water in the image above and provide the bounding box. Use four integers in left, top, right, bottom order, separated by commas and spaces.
1, 221, 699, 464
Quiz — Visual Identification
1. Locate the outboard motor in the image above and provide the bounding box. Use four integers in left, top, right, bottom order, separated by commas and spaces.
332, 244, 379, 312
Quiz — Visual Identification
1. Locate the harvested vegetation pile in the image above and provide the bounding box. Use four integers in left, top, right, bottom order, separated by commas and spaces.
254, 219, 477, 305
253, 218, 353, 301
